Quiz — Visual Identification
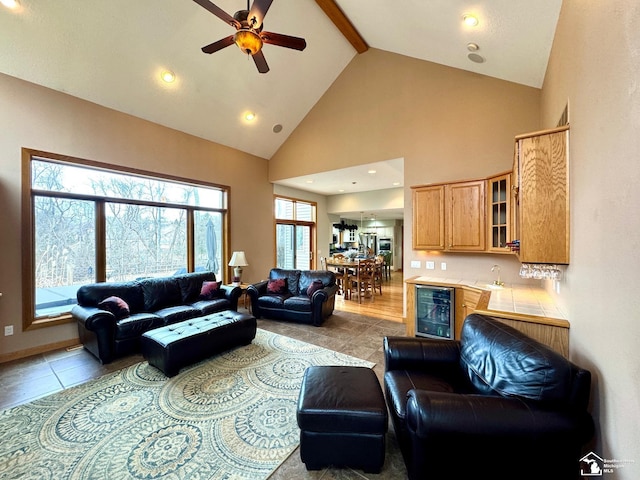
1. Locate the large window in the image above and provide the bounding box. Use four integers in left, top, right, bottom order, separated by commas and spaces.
274, 197, 316, 270
23, 150, 229, 329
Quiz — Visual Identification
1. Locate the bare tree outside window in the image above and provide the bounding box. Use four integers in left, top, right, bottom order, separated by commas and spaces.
28, 156, 227, 321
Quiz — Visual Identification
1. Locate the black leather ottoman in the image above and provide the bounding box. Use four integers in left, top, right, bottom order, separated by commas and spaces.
296, 365, 388, 473
141, 310, 256, 377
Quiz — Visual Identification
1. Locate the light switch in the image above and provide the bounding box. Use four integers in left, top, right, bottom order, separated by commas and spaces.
441, 262, 447, 270
410, 260, 421, 268
426, 261, 435, 270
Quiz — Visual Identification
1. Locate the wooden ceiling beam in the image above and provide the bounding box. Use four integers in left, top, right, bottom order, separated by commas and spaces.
315, 0, 368, 54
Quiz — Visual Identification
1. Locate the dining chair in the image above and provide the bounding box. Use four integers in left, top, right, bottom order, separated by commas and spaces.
329, 255, 350, 299
373, 256, 384, 295
351, 258, 375, 303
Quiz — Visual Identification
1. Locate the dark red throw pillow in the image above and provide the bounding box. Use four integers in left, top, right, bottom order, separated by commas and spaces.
267, 278, 287, 294
98, 296, 130, 319
307, 279, 324, 297
200, 281, 221, 299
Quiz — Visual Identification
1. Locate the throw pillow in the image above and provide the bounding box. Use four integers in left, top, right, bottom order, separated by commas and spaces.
200, 281, 221, 299
98, 296, 130, 319
267, 278, 288, 294
307, 279, 324, 297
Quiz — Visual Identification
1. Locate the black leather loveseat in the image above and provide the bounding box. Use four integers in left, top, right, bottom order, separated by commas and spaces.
246, 268, 339, 326
384, 314, 594, 480
72, 272, 241, 364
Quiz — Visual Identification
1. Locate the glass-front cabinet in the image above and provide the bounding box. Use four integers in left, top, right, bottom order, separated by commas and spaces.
487, 172, 511, 253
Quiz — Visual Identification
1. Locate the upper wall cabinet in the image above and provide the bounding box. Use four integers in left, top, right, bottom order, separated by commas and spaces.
487, 172, 512, 253
413, 185, 445, 250
412, 180, 485, 252
513, 126, 570, 264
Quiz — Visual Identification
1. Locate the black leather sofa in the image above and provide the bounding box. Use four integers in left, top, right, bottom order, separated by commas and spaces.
246, 268, 339, 326
72, 272, 241, 364
384, 314, 594, 480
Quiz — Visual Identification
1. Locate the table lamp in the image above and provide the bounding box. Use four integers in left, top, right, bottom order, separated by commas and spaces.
228, 251, 248, 284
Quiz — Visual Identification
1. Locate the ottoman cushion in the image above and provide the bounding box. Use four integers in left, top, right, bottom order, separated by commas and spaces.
297, 366, 387, 433
141, 310, 256, 377
296, 365, 388, 473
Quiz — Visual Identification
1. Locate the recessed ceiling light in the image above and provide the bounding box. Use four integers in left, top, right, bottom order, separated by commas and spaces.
245, 112, 256, 121
463, 14, 479, 27
467, 43, 479, 52
393, 182, 400, 186
306, 180, 313, 184
160, 70, 176, 83
1, 0, 19, 9
368, 170, 377, 174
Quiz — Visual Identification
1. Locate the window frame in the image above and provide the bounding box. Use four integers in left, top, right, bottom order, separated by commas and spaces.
274, 195, 317, 269
21, 148, 230, 331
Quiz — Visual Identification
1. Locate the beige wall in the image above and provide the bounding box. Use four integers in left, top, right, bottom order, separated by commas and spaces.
541, 1, 640, 474
271, 47, 542, 289
270, 48, 541, 183
0, 73, 274, 358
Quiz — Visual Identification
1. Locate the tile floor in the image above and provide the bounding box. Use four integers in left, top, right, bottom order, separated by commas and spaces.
0, 308, 409, 480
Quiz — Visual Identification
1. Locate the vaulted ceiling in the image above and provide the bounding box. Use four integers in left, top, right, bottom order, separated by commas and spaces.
0, 0, 562, 162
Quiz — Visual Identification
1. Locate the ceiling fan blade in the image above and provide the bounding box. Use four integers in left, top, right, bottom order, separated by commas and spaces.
201, 35, 235, 54
192, 0, 241, 29
248, 0, 274, 29
252, 50, 270, 73
261, 32, 307, 51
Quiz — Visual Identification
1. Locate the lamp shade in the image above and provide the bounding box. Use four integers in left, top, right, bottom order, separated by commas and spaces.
228, 251, 248, 267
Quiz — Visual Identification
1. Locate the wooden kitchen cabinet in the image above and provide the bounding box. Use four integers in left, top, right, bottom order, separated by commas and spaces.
514, 126, 570, 264
487, 172, 512, 253
412, 180, 485, 252
447, 180, 485, 251
454, 287, 490, 339
412, 185, 445, 250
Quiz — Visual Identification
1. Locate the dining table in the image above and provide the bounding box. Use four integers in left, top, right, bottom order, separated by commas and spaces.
326, 257, 383, 300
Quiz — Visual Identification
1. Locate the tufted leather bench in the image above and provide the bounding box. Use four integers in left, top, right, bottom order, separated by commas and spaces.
296, 365, 388, 473
140, 310, 256, 377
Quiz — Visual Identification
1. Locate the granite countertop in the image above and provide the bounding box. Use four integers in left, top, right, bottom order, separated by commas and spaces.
407, 276, 567, 320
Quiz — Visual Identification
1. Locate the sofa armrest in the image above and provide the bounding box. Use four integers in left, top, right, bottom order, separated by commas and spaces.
71, 305, 116, 333
309, 284, 339, 303
219, 284, 242, 309
406, 389, 594, 442
246, 281, 268, 318
247, 280, 268, 297
384, 336, 461, 373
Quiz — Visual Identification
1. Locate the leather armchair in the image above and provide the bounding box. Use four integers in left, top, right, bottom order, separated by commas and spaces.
384, 314, 594, 480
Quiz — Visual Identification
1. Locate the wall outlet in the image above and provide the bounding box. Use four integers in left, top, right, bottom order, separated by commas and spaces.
426, 261, 435, 270
410, 260, 421, 268
440, 262, 447, 271
4, 325, 13, 336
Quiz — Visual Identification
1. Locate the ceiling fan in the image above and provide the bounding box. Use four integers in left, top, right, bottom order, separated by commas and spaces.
192, 0, 307, 73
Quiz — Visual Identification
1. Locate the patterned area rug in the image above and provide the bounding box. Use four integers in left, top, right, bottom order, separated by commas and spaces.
0, 329, 374, 480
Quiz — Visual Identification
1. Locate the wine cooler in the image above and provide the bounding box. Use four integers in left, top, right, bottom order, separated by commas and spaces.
415, 285, 455, 340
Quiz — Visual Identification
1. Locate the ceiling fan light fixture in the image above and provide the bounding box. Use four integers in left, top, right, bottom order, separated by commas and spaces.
234, 29, 263, 55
